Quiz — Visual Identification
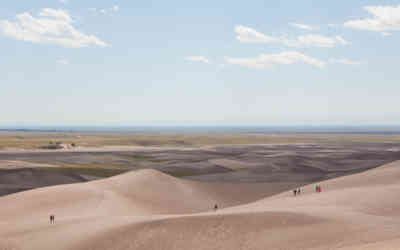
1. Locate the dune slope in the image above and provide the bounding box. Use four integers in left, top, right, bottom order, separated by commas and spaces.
2, 161, 400, 250
0, 168, 280, 222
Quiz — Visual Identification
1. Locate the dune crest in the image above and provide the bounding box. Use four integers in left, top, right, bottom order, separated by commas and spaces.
2, 161, 400, 250
0, 168, 277, 222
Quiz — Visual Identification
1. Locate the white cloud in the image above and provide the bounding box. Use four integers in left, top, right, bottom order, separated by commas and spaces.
90, 5, 120, 15
60, 0, 68, 4
344, 5, 400, 33
294, 34, 349, 48
329, 58, 364, 65
0, 8, 108, 48
112, 5, 120, 12
235, 25, 348, 48
185, 56, 210, 64
235, 25, 279, 43
290, 23, 314, 30
57, 59, 69, 65
225, 51, 326, 69
40, 8, 72, 22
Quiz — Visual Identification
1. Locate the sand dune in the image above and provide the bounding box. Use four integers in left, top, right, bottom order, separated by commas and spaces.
0, 168, 279, 222
1, 161, 400, 250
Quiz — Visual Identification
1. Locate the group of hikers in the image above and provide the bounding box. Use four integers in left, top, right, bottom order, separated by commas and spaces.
293, 184, 322, 196
293, 188, 301, 196
48, 186, 324, 223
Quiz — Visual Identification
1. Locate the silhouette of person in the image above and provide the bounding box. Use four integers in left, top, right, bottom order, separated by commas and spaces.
293, 189, 297, 196
214, 204, 218, 211
315, 184, 322, 193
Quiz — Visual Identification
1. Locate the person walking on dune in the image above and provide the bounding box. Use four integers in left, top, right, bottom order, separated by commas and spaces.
50, 215, 55, 224
214, 204, 218, 211
293, 189, 297, 196
315, 184, 321, 193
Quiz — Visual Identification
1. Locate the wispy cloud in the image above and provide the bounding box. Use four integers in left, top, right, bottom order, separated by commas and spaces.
235, 25, 348, 48
290, 23, 314, 30
294, 34, 349, 48
235, 25, 279, 44
344, 5, 400, 34
225, 51, 326, 69
0, 8, 108, 48
329, 58, 364, 65
185, 56, 210, 64
90, 5, 120, 15
57, 59, 69, 65
59, 0, 68, 4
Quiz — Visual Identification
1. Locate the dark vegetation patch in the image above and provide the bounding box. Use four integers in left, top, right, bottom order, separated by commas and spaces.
2, 141, 400, 195
39, 167, 128, 178
162, 166, 232, 178
122, 154, 167, 163
0, 168, 88, 196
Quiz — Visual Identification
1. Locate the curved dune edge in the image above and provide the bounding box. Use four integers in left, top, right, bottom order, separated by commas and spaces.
2, 161, 400, 250
0, 168, 293, 222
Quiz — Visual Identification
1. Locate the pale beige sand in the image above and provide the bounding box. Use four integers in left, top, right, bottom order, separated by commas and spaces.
1, 161, 400, 250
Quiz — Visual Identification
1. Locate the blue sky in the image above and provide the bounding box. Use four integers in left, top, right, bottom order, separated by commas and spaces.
1, 0, 400, 126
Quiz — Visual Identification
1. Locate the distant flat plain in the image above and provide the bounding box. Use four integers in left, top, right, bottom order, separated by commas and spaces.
2, 130, 400, 149
1, 131, 400, 196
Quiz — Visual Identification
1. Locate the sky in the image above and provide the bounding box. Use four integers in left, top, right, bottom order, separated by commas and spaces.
1, 0, 400, 126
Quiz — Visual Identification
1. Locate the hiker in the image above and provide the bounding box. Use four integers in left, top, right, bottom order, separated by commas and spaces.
293, 189, 297, 196
50, 215, 55, 224
214, 204, 218, 211
297, 188, 301, 195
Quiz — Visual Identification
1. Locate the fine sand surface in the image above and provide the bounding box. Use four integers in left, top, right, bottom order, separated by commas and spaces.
1, 161, 400, 250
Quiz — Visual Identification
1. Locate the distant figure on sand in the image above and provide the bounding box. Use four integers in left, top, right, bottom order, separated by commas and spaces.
214, 204, 218, 211
293, 189, 297, 196
315, 184, 321, 193
50, 215, 55, 224
297, 188, 301, 195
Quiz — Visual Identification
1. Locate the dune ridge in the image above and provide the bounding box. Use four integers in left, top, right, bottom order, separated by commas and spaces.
2, 161, 400, 250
